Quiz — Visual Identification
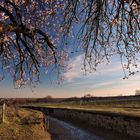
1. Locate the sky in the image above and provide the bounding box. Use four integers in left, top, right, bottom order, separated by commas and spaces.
0, 54, 140, 98
1, 1, 140, 98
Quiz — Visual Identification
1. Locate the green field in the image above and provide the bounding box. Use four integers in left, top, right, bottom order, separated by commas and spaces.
30, 98, 140, 117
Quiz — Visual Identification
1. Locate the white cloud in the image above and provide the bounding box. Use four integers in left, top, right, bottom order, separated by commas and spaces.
63, 54, 140, 96
64, 54, 84, 81
63, 54, 123, 82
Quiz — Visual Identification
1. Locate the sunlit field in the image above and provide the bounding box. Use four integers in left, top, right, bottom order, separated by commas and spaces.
28, 96, 140, 117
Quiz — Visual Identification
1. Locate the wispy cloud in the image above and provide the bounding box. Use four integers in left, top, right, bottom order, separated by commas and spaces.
62, 54, 140, 96
1, 53, 140, 98
63, 55, 84, 81
64, 54, 123, 82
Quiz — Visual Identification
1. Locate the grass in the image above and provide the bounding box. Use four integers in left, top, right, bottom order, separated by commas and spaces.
0, 106, 51, 140
29, 101, 140, 117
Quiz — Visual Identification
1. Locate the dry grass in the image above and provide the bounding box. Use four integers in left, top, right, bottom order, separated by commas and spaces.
39, 104, 140, 117
0, 106, 51, 140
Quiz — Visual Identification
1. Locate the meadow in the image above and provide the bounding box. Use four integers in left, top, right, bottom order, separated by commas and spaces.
31, 95, 140, 117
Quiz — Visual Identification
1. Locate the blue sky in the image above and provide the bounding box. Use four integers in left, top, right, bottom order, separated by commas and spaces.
0, 1, 140, 98
0, 53, 140, 98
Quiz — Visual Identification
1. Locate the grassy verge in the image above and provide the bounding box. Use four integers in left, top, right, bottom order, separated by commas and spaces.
0, 106, 51, 140
29, 103, 140, 117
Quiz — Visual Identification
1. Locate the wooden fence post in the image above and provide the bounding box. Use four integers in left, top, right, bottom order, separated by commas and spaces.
2, 103, 6, 123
